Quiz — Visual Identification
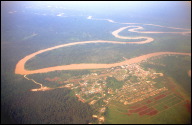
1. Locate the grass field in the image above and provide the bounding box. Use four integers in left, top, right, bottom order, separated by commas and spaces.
104, 75, 191, 124
105, 96, 190, 124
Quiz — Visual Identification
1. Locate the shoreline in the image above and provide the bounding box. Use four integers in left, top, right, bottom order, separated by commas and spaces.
15, 19, 191, 75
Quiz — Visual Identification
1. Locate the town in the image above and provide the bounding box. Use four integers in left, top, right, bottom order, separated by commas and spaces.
52, 62, 168, 124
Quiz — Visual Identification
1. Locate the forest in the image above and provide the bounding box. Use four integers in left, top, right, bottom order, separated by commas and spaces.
106, 77, 124, 90
2, 73, 95, 124
140, 55, 191, 96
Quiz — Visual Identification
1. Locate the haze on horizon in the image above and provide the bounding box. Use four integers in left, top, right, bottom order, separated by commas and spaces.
1, 1, 191, 27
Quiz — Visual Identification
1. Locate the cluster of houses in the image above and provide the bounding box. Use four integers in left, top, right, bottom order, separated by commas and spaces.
59, 62, 165, 124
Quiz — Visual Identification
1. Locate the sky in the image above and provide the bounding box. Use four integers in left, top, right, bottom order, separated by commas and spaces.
1, 1, 191, 27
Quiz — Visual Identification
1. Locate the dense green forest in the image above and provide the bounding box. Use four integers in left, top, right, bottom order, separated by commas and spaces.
2, 7, 102, 124
1, 65, 94, 123
140, 55, 191, 96
24, 23, 190, 70
1, 57, 94, 124
106, 77, 124, 90
2, 86, 94, 124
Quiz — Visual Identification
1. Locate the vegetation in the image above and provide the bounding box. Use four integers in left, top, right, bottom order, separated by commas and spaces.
2, 87, 94, 124
106, 77, 124, 90
141, 55, 191, 96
